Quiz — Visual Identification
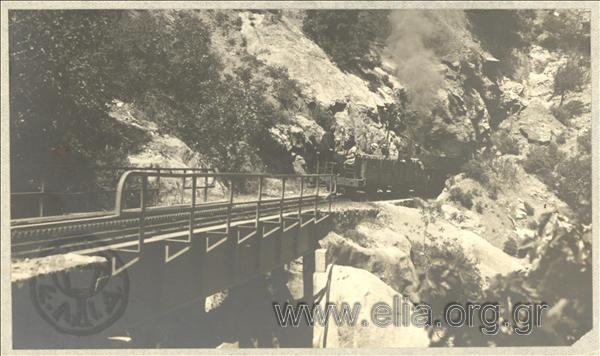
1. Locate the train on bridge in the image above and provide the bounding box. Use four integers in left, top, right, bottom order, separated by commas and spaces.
9, 151, 462, 259
11, 152, 463, 220
329, 153, 463, 199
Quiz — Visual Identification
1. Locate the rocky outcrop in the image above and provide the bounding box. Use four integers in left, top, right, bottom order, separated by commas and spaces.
320, 231, 419, 299
313, 265, 430, 348
110, 10, 534, 170
426, 50, 529, 157
499, 45, 590, 156
438, 166, 570, 249
269, 115, 324, 149
109, 101, 224, 201
110, 101, 209, 170
440, 42, 590, 250
235, 10, 530, 161
519, 126, 551, 145
377, 202, 525, 281
325, 202, 526, 299
511, 97, 560, 146
239, 11, 394, 110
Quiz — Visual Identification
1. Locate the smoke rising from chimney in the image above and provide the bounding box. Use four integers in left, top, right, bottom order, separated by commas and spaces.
385, 10, 468, 113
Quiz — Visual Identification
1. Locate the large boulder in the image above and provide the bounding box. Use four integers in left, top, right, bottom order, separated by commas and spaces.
313, 265, 430, 348
516, 100, 561, 145
320, 231, 419, 298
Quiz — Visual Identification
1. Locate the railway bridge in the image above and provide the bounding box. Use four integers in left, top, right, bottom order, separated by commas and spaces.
10, 168, 337, 348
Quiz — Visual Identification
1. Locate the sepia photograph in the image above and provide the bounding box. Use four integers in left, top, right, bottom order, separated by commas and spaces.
0, 1, 597, 354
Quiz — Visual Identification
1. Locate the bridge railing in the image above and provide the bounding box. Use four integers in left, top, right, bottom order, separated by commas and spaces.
114, 170, 337, 216
110, 170, 336, 273
10, 166, 216, 218
10, 169, 336, 274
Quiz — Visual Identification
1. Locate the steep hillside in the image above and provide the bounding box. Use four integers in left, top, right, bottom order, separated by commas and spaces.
112, 9, 530, 169
110, 101, 209, 169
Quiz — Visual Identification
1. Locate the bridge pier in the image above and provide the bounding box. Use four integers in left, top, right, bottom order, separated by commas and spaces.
228, 275, 275, 348
302, 253, 315, 303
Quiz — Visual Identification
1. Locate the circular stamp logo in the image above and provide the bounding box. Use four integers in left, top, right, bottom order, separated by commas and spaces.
29, 245, 130, 336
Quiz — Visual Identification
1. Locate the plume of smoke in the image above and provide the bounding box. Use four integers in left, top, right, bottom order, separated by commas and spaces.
385, 10, 467, 113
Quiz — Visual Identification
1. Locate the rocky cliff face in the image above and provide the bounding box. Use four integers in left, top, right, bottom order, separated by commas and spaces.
500, 45, 591, 154
112, 9, 549, 166
110, 101, 208, 169
240, 11, 396, 110
233, 10, 525, 158
437, 42, 591, 247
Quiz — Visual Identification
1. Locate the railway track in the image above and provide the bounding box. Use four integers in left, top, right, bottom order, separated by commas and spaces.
11, 194, 333, 259
11, 170, 337, 259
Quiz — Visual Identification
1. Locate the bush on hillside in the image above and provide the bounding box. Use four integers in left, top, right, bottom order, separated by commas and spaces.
555, 155, 592, 224
466, 10, 535, 61
538, 10, 591, 56
462, 160, 489, 184
491, 130, 520, 155
502, 237, 519, 257
576, 128, 591, 154
446, 222, 592, 346
449, 187, 474, 210
550, 100, 587, 125
522, 143, 563, 180
552, 58, 589, 106
10, 10, 302, 184
475, 201, 484, 214
466, 10, 536, 77
410, 237, 483, 343
113, 12, 284, 173
302, 10, 390, 71
523, 139, 591, 224
555, 131, 567, 145
462, 156, 518, 197
9, 11, 138, 191
267, 66, 304, 112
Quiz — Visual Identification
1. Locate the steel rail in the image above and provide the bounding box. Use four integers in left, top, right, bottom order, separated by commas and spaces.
11, 194, 330, 241
11, 169, 336, 260
11, 195, 332, 258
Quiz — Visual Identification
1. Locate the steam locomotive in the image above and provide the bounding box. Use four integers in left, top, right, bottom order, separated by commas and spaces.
332, 153, 463, 198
